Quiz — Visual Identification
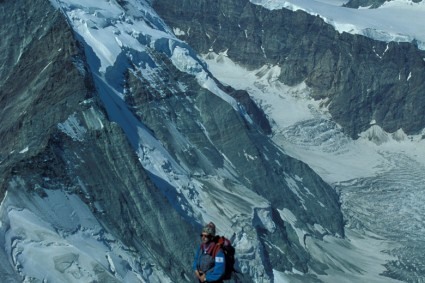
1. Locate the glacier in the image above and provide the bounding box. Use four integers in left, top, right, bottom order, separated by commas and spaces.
204, 49, 425, 282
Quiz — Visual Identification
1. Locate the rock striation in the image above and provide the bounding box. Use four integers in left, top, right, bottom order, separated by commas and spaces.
0, 0, 196, 281
153, 0, 425, 139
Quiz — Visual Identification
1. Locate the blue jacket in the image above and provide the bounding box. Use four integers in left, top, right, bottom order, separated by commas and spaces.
193, 242, 226, 282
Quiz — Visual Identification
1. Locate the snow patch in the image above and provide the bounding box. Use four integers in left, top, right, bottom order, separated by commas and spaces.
171, 46, 203, 74
82, 107, 104, 130
173, 27, 186, 36
253, 208, 276, 233
57, 113, 87, 142
358, 124, 390, 145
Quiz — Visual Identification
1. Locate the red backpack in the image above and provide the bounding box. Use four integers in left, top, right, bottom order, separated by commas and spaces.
211, 236, 237, 280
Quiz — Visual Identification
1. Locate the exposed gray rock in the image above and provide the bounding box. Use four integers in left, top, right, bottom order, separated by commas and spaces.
0, 0, 197, 281
343, 0, 387, 8
0, 0, 93, 194
153, 0, 425, 139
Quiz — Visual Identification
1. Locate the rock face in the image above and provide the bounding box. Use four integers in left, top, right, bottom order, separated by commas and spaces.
343, 0, 387, 8
0, 0, 196, 281
152, 0, 425, 139
123, 50, 345, 275
1, 0, 345, 282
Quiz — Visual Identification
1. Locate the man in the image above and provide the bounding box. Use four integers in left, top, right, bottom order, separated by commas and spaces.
193, 222, 226, 283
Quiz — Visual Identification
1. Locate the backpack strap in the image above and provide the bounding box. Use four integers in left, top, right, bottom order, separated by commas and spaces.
211, 236, 226, 257
211, 243, 222, 257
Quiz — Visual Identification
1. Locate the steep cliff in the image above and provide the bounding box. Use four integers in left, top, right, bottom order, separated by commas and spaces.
153, 0, 425, 139
0, 0, 196, 281
122, 48, 344, 277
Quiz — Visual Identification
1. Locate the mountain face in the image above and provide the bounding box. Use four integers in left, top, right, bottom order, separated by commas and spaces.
0, 0, 198, 282
0, 0, 423, 282
152, 0, 425, 139
0, 0, 344, 282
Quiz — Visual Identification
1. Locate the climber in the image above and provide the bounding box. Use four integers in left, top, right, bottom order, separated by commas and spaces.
193, 222, 226, 283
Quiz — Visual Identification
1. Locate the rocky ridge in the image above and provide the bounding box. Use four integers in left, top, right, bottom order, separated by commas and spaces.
153, 0, 425, 139
0, 0, 195, 281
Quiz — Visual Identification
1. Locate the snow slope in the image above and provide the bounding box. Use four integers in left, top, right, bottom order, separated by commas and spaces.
0, 184, 172, 282
50, 0, 258, 228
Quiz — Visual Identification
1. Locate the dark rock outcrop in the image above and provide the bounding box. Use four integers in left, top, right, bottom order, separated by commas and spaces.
343, 0, 387, 8
153, 0, 425, 138
0, 0, 91, 195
